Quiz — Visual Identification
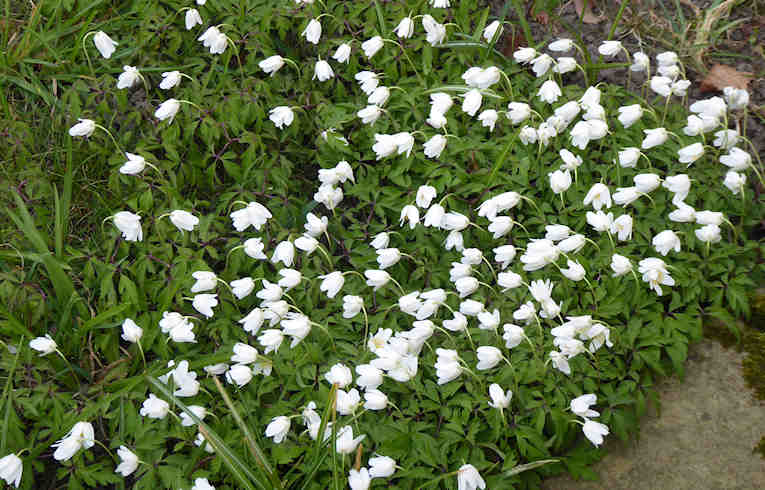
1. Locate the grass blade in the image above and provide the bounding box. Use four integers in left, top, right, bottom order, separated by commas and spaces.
147, 376, 265, 490
211, 376, 283, 489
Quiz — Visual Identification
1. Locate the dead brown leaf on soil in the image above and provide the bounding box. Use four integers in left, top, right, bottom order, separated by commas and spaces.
699, 63, 754, 92
572, 0, 604, 24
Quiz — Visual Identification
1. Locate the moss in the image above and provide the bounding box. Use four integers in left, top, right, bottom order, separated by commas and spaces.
741, 330, 765, 401
704, 288, 765, 457
754, 436, 765, 460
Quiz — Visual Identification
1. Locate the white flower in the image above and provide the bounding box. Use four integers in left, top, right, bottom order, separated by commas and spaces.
368, 86, 390, 106
611, 214, 633, 241
583, 183, 612, 210
695, 210, 724, 226
198, 26, 227, 54
424, 134, 447, 158
357, 105, 382, 125
335, 426, 365, 454
638, 257, 675, 295
652, 230, 681, 256
457, 464, 486, 490
610, 253, 632, 277
488, 383, 512, 409
116, 66, 141, 90
505, 102, 530, 125
265, 416, 291, 444
231, 342, 258, 364
478, 109, 498, 131
561, 260, 586, 281
349, 468, 371, 490
372, 133, 397, 159
570, 394, 599, 418
719, 147, 751, 171
582, 419, 609, 447
634, 173, 661, 193
493, 244, 516, 269
52, 421, 95, 462
365, 270, 391, 290
630, 51, 649, 72
355, 71, 380, 95
361, 36, 384, 59
476, 346, 503, 370
477, 309, 500, 331
316, 271, 343, 298
713, 129, 739, 150
537, 80, 562, 103
184, 8, 203, 30
332, 43, 351, 63
269, 106, 294, 129
598, 40, 622, 56
191, 478, 215, 490
503, 323, 525, 348
548, 170, 572, 194
497, 271, 522, 290
302, 19, 321, 44
663, 174, 691, 201
192, 293, 218, 318
259, 55, 285, 76
549, 38, 573, 51
678, 142, 705, 165
723, 171, 746, 195
114, 446, 139, 477
325, 363, 352, 388
520, 239, 560, 271
513, 301, 536, 324
230, 202, 272, 231
462, 89, 482, 116
395, 17, 415, 38
29, 334, 57, 355
69, 118, 96, 137
399, 204, 419, 229
120, 318, 143, 343
617, 104, 644, 128
513, 47, 536, 63
140, 393, 169, 419
549, 351, 571, 375
191, 271, 217, 293
443, 311, 468, 332
695, 224, 721, 244
179, 405, 207, 427
93, 31, 118, 58
519, 125, 538, 145
553, 57, 578, 74
313, 59, 334, 81
0, 453, 23, 487
113, 211, 143, 242
369, 455, 396, 478
269, 240, 293, 267
613, 187, 640, 207
483, 20, 502, 42
531, 54, 553, 78
243, 238, 267, 259
668, 203, 696, 223
430, 0, 450, 7
155, 99, 181, 123
642, 127, 669, 149
460, 299, 485, 316
363, 389, 388, 410
723, 86, 749, 110
422, 15, 446, 46
169, 210, 199, 231
225, 363, 254, 386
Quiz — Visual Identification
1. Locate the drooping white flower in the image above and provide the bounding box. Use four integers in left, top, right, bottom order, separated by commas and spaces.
93, 31, 118, 58
302, 19, 321, 44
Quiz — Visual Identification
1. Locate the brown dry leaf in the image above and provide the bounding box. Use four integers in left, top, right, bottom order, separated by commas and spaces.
573, 0, 604, 24
535, 11, 550, 25
699, 64, 754, 92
